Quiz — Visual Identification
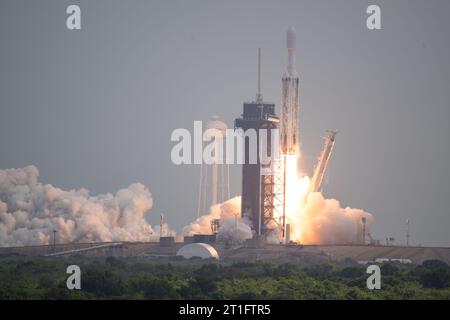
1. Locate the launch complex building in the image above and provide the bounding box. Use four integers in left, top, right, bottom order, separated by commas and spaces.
235, 27, 335, 241
4, 28, 448, 265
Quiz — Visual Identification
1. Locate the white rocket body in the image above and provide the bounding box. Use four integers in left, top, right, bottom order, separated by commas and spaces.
280, 26, 300, 155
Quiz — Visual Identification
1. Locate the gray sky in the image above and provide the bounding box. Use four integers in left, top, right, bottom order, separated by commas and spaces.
1, 0, 449, 246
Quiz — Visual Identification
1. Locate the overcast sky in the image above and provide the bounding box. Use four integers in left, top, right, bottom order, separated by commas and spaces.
1, 0, 449, 246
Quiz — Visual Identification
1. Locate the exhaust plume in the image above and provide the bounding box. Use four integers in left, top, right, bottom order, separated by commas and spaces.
183, 196, 253, 243
296, 192, 373, 244
0, 166, 173, 247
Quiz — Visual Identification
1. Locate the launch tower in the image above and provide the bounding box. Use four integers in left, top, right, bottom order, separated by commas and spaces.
235, 49, 280, 237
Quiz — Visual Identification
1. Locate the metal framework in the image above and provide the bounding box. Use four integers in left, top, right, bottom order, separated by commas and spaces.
210, 219, 220, 234
261, 156, 286, 236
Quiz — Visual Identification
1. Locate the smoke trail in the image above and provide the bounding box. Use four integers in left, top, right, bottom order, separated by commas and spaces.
183, 196, 253, 243
0, 166, 173, 247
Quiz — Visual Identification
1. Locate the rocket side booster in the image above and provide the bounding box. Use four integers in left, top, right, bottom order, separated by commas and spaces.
308, 131, 337, 194
280, 26, 300, 155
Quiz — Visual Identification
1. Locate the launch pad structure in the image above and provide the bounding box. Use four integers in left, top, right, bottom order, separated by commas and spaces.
234, 47, 287, 238
235, 28, 338, 242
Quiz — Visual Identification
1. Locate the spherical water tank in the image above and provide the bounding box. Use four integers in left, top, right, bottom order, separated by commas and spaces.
205, 116, 227, 140
176, 243, 219, 259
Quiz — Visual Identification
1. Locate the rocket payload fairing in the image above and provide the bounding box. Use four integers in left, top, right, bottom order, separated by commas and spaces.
280, 26, 300, 155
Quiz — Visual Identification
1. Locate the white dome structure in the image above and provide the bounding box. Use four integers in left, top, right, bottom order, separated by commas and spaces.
176, 243, 219, 259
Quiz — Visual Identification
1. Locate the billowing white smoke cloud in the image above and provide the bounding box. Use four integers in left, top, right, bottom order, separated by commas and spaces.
0, 166, 372, 247
183, 196, 253, 244
0, 166, 173, 247
296, 192, 373, 245
216, 216, 253, 244
183, 191, 372, 245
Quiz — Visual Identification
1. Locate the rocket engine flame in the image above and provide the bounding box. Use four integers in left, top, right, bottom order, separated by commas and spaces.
187, 27, 373, 245
273, 154, 373, 244
272, 27, 374, 244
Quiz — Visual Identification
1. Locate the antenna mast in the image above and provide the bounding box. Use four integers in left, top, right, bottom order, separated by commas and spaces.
256, 48, 263, 103
361, 217, 366, 245
52, 230, 57, 253
160, 214, 164, 239
406, 219, 410, 246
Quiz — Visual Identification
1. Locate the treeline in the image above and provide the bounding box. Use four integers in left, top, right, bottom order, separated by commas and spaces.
0, 255, 449, 299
